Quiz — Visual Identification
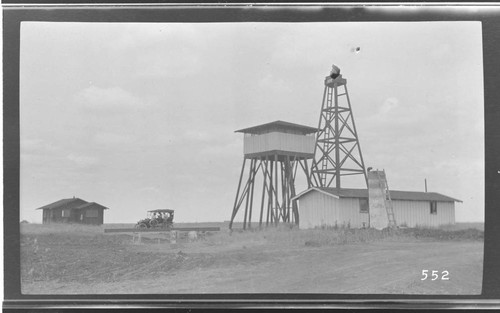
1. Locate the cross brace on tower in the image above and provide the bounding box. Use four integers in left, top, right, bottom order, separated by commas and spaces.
229, 121, 317, 230
309, 70, 368, 190
229, 154, 312, 230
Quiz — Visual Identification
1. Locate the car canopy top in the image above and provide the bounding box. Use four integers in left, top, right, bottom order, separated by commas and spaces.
147, 209, 174, 214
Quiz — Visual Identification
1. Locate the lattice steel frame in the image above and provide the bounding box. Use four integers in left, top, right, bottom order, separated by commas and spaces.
309, 75, 368, 189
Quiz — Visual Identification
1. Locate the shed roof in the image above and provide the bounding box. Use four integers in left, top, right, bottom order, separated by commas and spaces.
292, 187, 462, 202
35, 198, 110, 210
235, 120, 318, 135
75, 202, 109, 210
35, 198, 88, 210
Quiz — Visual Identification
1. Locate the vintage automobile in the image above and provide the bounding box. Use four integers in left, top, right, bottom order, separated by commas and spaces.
135, 209, 174, 229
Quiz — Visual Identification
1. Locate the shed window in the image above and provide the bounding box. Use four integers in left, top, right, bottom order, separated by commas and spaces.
359, 198, 369, 213
86, 209, 98, 217
61, 209, 71, 217
430, 201, 437, 215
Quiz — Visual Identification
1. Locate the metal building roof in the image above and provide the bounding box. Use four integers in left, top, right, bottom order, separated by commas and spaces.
292, 187, 462, 203
235, 120, 318, 135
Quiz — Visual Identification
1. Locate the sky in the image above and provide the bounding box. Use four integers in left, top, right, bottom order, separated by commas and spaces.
19, 21, 484, 223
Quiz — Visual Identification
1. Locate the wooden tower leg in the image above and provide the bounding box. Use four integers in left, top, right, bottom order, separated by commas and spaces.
230, 158, 262, 230
280, 160, 287, 222
291, 158, 299, 225
287, 155, 296, 223
229, 158, 247, 230
267, 161, 274, 225
282, 156, 288, 223
247, 159, 258, 229
230, 154, 314, 230
274, 154, 279, 226
242, 159, 254, 230
259, 157, 269, 229
241, 160, 262, 230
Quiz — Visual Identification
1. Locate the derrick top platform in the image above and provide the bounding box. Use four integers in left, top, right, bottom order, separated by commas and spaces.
325, 75, 347, 88
235, 120, 318, 136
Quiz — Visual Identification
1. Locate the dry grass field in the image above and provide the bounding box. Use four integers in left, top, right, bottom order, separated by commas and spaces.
20, 222, 483, 295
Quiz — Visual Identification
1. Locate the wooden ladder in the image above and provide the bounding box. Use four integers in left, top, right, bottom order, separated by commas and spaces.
377, 170, 397, 228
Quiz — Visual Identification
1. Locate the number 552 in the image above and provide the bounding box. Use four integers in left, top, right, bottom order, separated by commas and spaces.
421, 270, 449, 280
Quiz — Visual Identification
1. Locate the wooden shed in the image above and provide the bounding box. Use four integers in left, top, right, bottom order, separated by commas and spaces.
36, 197, 109, 225
236, 120, 317, 160
292, 187, 461, 229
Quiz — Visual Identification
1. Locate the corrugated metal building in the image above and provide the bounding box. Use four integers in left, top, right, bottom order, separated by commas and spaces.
292, 187, 461, 229
36, 197, 109, 225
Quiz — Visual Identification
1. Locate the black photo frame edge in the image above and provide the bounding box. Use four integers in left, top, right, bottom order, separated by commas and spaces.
3, 3, 500, 311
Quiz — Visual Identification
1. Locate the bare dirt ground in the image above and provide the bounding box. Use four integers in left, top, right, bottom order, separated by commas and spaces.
20, 223, 483, 295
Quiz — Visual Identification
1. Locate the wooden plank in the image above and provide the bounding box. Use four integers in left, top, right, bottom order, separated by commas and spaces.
244, 132, 315, 156
104, 227, 220, 233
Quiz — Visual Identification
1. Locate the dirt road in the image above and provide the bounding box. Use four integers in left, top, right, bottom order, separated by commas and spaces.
21, 229, 483, 294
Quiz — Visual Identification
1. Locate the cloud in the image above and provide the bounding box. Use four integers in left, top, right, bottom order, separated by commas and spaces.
184, 130, 213, 143
269, 25, 335, 69
360, 94, 454, 141
134, 49, 201, 79
93, 132, 134, 145
74, 86, 149, 112
200, 138, 242, 157
110, 23, 200, 52
67, 153, 99, 167
138, 186, 161, 194
20, 139, 67, 167
380, 97, 400, 114
105, 24, 203, 79
258, 73, 292, 93
21, 139, 60, 155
